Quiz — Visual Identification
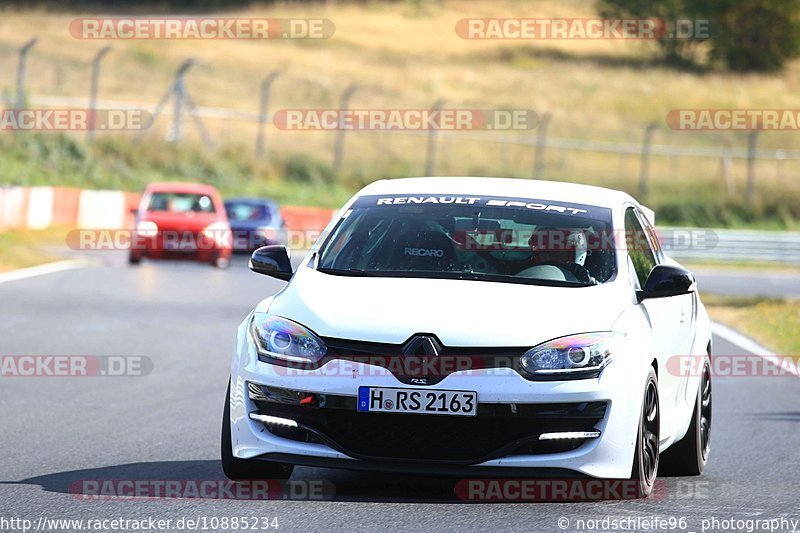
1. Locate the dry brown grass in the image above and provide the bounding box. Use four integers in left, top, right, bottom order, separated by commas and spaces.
0, 226, 63, 272
704, 295, 800, 355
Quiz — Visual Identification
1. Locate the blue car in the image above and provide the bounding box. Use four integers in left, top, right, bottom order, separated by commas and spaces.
224, 198, 286, 252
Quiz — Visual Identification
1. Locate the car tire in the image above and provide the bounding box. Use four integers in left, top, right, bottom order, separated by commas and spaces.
128, 252, 141, 265
660, 356, 711, 476
629, 367, 660, 498
221, 381, 294, 481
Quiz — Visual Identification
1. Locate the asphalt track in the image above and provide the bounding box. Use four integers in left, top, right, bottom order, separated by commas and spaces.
691, 267, 800, 299
0, 252, 798, 533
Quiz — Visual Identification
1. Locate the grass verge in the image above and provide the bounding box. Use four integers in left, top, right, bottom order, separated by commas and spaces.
704, 295, 800, 355
0, 226, 65, 272
2, 132, 799, 228
683, 261, 800, 273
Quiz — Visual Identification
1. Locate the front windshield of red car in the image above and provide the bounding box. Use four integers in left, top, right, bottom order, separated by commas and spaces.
147, 192, 216, 214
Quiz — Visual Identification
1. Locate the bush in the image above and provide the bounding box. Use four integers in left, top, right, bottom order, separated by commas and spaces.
598, 0, 800, 71
283, 154, 334, 184
597, 0, 709, 64
708, 0, 800, 72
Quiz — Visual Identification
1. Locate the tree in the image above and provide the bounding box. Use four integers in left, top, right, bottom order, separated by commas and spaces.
598, 0, 800, 71
708, 0, 800, 72
597, 0, 711, 65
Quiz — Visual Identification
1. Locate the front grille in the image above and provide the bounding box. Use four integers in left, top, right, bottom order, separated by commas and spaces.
321, 336, 528, 386
249, 384, 606, 464
323, 337, 526, 358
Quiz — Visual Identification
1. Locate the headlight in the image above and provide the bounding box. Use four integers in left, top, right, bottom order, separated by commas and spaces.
201, 222, 231, 246
520, 332, 625, 379
135, 220, 158, 238
249, 313, 327, 364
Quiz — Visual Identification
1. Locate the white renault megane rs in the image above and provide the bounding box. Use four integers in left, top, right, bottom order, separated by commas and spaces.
222, 177, 712, 498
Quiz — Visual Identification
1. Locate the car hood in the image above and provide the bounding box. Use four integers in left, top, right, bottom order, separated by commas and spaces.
142, 211, 220, 232
229, 222, 279, 232
263, 268, 628, 347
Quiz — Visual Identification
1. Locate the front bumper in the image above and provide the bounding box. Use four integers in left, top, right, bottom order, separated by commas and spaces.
229, 321, 641, 479
132, 233, 232, 261
248, 382, 607, 463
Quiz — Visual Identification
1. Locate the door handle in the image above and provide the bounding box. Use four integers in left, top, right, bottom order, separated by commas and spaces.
680, 310, 688, 323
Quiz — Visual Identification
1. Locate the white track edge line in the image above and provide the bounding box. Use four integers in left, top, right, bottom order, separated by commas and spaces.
0, 260, 87, 285
711, 321, 798, 377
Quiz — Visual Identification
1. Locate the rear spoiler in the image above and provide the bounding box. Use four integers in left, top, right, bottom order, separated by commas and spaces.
639, 205, 655, 226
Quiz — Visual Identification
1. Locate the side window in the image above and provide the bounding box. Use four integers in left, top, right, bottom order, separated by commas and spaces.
636, 209, 664, 262
624, 208, 657, 288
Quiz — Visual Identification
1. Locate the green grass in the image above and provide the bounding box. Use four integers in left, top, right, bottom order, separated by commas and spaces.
0, 226, 63, 272
704, 295, 800, 355
684, 260, 800, 272
1, 131, 799, 228
0, 133, 357, 208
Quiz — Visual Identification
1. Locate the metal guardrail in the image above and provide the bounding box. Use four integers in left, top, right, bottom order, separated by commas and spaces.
659, 227, 800, 265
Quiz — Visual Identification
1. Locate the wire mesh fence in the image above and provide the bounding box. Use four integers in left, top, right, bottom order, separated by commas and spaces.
3, 35, 800, 204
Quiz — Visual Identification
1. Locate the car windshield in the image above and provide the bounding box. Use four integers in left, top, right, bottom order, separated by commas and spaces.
147, 192, 216, 214
226, 202, 271, 223
317, 194, 616, 287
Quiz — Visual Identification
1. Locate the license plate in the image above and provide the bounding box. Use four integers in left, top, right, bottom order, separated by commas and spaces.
164, 241, 195, 251
357, 387, 477, 416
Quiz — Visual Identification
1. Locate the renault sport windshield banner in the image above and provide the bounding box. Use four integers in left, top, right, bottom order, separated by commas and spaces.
351, 194, 612, 220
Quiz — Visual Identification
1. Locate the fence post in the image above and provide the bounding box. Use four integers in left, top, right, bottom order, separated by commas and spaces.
776, 149, 786, 182
425, 99, 445, 176
255, 70, 281, 159
139, 59, 210, 148
332, 84, 357, 173
168, 60, 194, 142
720, 138, 734, 195
532, 112, 551, 180
441, 134, 453, 174
746, 130, 759, 207
87, 46, 111, 142
638, 123, 658, 199
15, 37, 38, 109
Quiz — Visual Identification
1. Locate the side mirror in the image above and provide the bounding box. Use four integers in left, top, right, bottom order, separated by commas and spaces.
637, 264, 695, 302
250, 245, 293, 281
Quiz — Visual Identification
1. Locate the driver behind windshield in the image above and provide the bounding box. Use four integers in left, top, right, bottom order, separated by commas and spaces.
524, 227, 597, 285
317, 201, 613, 286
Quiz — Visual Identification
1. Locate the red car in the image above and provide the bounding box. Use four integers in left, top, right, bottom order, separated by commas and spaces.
129, 182, 233, 268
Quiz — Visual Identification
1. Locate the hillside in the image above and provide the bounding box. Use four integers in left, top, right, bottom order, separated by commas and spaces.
0, 0, 799, 227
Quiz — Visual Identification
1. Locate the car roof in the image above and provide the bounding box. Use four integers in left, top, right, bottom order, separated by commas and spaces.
357, 177, 636, 210
224, 197, 277, 206
145, 182, 220, 195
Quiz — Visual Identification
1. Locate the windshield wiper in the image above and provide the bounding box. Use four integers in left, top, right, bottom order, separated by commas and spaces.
316, 267, 379, 277
378, 269, 596, 287
316, 267, 595, 286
